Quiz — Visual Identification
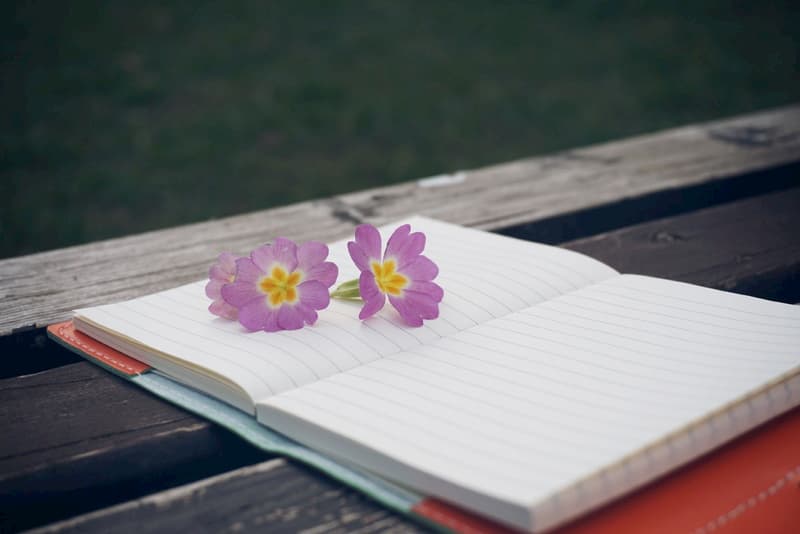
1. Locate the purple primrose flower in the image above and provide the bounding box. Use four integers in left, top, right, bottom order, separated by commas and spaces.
220, 238, 338, 332
347, 223, 443, 327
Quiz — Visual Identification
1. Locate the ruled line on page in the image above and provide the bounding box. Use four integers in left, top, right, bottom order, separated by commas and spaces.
579, 288, 800, 334
597, 276, 800, 325
88, 305, 281, 395
141, 293, 349, 372
262, 362, 673, 503
434, 230, 606, 287
453, 325, 742, 389
373, 352, 670, 435
389, 344, 682, 420
147, 294, 352, 372
262, 391, 548, 496
322, 373, 597, 464
435, 332, 726, 402
317, 364, 712, 477
548, 294, 800, 350
370, 354, 664, 432
517, 306, 798, 364
341, 364, 640, 449
434, 247, 568, 297
436, 251, 565, 298
506, 313, 796, 369
276, 383, 579, 478
441, 265, 531, 309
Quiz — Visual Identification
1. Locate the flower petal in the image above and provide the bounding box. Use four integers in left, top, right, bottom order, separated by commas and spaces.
297, 241, 329, 269
384, 224, 411, 259
234, 257, 264, 284
221, 281, 262, 308
209, 264, 229, 281
297, 304, 318, 325
297, 280, 330, 311
359, 270, 381, 302
394, 232, 426, 268
249, 244, 274, 272
251, 238, 298, 273
409, 280, 444, 302
359, 293, 386, 320
403, 290, 440, 320
209, 299, 238, 320
388, 295, 424, 327
208, 252, 238, 280
347, 241, 371, 272
238, 299, 278, 331
305, 261, 338, 288
205, 279, 225, 300
219, 251, 238, 271
278, 305, 305, 330
401, 255, 439, 281
355, 224, 382, 262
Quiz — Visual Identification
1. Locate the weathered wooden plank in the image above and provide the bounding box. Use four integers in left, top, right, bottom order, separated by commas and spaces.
1, 105, 799, 336
0, 363, 268, 532
2, 187, 799, 532
566, 186, 800, 303
30, 459, 422, 534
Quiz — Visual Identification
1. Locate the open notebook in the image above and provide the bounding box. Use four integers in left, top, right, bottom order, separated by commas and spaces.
71, 216, 800, 533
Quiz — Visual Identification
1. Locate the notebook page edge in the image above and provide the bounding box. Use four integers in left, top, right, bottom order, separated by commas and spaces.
73, 314, 256, 414
532, 367, 800, 532
254, 398, 536, 532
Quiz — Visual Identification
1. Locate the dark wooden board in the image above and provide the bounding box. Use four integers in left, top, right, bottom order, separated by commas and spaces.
2, 105, 799, 337
30, 460, 421, 534
0, 363, 268, 532
3, 187, 799, 532
567, 185, 800, 303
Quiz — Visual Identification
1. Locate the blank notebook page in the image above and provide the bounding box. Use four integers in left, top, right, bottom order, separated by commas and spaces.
75, 217, 618, 405
257, 274, 800, 530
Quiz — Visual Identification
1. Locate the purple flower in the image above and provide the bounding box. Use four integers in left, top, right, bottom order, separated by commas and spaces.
205, 252, 240, 320
221, 238, 338, 332
347, 224, 443, 327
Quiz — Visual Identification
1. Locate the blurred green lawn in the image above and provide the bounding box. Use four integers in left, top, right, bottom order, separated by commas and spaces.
2, 1, 798, 258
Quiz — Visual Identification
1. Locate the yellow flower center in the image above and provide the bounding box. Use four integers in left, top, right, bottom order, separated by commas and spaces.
259, 266, 302, 307
371, 260, 408, 296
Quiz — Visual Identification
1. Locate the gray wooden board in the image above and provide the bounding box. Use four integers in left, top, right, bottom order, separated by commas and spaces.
2, 187, 799, 532
1, 105, 799, 336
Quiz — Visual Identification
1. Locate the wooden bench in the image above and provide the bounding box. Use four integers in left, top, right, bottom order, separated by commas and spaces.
1, 105, 799, 532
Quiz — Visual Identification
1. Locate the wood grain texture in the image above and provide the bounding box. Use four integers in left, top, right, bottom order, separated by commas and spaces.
3, 187, 799, 532
565, 187, 800, 303
0, 363, 268, 532
1, 105, 799, 336
30, 459, 422, 534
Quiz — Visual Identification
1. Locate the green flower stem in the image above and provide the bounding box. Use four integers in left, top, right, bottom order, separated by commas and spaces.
330, 278, 362, 300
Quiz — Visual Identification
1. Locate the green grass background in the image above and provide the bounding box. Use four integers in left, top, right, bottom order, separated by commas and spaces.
2, 1, 798, 258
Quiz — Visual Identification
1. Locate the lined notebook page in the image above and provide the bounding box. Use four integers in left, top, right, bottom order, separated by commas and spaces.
257, 275, 800, 531
75, 216, 617, 409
